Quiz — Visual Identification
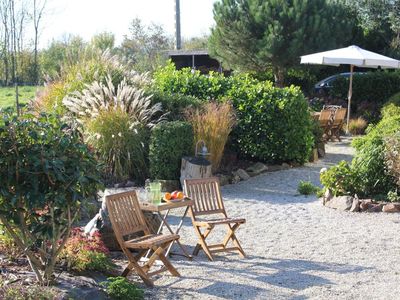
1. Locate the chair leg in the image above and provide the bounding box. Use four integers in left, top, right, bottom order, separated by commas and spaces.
156, 242, 180, 277
123, 250, 154, 287
222, 223, 246, 258
193, 227, 212, 256
193, 225, 214, 261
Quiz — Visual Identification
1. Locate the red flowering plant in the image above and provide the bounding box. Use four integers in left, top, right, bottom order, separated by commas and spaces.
59, 227, 115, 273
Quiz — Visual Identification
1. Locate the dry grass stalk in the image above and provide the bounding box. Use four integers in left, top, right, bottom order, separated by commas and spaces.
349, 117, 368, 135
186, 102, 236, 172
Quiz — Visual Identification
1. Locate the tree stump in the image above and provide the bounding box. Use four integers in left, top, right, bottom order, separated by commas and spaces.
180, 156, 212, 187
84, 189, 161, 251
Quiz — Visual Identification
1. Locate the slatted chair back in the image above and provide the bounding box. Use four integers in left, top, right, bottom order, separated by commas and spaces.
318, 109, 334, 127
184, 177, 226, 218
332, 108, 347, 127
106, 191, 150, 243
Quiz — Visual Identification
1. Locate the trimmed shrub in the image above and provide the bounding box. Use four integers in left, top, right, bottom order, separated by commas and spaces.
320, 161, 359, 197
330, 71, 400, 121
150, 90, 203, 121
186, 102, 236, 172
153, 64, 314, 164
149, 121, 193, 180
228, 81, 314, 163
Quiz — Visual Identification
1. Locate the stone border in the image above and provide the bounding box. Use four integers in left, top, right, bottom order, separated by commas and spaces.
322, 191, 400, 213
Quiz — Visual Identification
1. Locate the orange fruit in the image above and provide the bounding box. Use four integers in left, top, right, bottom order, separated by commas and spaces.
164, 192, 172, 201
177, 192, 184, 199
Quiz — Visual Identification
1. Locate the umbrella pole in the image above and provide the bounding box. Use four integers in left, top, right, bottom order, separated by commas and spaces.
346, 65, 354, 134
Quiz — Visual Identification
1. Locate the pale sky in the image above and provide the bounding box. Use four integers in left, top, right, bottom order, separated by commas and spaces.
41, 0, 217, 47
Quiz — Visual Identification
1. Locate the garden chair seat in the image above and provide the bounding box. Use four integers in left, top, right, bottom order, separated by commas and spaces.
184, 177, 246, 261
194, 217, 246, 227
125, 234, 180, 249
106, 191, 180, 287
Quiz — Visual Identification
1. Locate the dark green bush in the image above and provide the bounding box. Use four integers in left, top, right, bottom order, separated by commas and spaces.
149, 121, 193, 180
320, 161, 360, 196
102, 277, 144, 300
153, 64, 314, 164
150, 90, 203, 120
228, 81, 314, 163
330, 71, 400, 122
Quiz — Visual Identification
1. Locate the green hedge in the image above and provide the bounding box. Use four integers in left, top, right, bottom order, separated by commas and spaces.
330, 71, 400, 112
152, 64, 314, 164
149, 121, 193, 180
227, 81, 314, 163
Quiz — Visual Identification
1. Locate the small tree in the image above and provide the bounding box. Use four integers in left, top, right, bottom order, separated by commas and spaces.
0, 110, 103, 284
209, 0, 356, 86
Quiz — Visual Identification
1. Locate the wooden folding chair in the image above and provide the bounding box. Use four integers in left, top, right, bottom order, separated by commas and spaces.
106, 191, 180, 287
330, 108, 347, 141
318, 109, 334, 142
184, 177, 246, 261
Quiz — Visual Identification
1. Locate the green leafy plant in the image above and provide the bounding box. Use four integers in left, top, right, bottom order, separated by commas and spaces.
63, 76, 163, 182
0, 111, 102, 284
320, 161, 359, 196
0, 225, 22, 260
59, 227, 115, 273
186, 102, 236, 172
149, 121, 193, 180
102, 277, 144, 300
297, 181, 320, 195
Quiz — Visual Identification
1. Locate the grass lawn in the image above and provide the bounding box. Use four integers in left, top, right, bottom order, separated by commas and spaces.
0, 86, 40, 109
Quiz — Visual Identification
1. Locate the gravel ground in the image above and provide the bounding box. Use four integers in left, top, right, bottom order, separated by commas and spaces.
141, 138, 400, 300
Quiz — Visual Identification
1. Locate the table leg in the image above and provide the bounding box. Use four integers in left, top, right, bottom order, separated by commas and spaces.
144, 209, 171, 259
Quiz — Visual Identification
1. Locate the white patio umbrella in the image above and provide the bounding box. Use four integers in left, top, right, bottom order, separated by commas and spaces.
300, 45, 400, 133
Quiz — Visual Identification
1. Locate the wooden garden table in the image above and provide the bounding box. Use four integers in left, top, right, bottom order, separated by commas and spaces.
140, 198, 193, 260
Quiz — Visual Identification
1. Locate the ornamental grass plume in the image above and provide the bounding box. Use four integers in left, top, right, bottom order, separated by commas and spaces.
185, 101, 236, 172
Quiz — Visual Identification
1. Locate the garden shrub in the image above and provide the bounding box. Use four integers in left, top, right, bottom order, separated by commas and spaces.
297, 181, 321, 195
0, 225, 22, 260
0, 111, 102, 284
186, 102, 236, 172
63, 76, 162, 183
59, 227, 115, 273
228, 81, 314, 163
321, 103, 400, 199
102, 276, 144, 300
150, 90, 203, 120
153, 64, 314, 164
149, 121, 193, 180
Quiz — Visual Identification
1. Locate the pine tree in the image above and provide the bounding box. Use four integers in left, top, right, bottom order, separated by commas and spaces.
209, 0, 356, 86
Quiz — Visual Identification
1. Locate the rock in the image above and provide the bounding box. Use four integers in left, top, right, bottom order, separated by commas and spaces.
350, 198, 360, 212
125, 180, 135, 187
383, 203, 400, 213
267, 165, 284, 172
325, 196, 354, 211
317, 142, 326, 157
246, 162, 268, 177
367, 203, 383, 212
216, 174, 230, 186
360, 199, 373, 212
230, 174, 241, 184
233, 168, 250, 181
323, 189, 333, 205
158, 179, 180, 192
309, 148, 318, 162
282, 162, 291, 168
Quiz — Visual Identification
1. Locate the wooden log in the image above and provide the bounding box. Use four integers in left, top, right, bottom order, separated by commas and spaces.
180, 156, 212, 187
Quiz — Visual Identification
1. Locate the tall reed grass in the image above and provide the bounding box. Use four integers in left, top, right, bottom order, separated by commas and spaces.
186, 102, 236, 172
349, 117, 368, 135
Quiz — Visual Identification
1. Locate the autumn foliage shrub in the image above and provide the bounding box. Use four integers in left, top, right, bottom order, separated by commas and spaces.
59, 227, 114, 273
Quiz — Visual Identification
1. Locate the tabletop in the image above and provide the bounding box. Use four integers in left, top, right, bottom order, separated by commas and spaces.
140, 198, 193, 212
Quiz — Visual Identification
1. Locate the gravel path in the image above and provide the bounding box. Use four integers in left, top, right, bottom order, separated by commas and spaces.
144, 138, 400, 300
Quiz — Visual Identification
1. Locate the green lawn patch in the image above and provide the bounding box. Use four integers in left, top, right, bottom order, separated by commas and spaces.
0, 86, 40, 109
